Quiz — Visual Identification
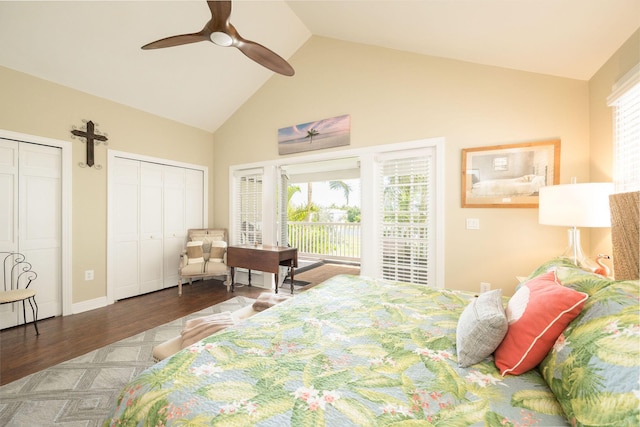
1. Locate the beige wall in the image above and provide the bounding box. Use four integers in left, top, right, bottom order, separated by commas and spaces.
588, 29, 640, 265
214, 36, 591, 295
1, 29, 636, 305
0, 66, 215, 304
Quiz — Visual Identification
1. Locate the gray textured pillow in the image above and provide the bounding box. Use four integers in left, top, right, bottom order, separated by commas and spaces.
456, 289, 508, 367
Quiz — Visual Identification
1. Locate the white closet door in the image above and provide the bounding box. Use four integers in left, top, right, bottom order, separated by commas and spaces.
19, 143, 62, 320
0, 140, 19, 328
0, 140, 18, 251
108, 152, 207, 300
163, 166, 186, 287
112, 158, 140, 300
140, 162, 164, 294
0, 140, 62, 328
185, 168, 204, 230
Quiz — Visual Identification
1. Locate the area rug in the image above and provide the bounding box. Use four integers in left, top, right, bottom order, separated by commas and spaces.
0, 296, 254, 427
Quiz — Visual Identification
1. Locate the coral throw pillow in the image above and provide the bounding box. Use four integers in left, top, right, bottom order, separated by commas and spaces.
494, 271, 588, 375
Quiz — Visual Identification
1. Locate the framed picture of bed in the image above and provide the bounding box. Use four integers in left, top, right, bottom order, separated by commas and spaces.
462, 139, 560, 208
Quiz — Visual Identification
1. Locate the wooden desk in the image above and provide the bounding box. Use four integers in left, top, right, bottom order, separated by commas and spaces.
227, 245, 298, 294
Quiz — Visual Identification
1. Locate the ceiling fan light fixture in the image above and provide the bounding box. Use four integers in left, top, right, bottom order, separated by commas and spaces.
141, 1, 294, 76
210, 32, 233, 47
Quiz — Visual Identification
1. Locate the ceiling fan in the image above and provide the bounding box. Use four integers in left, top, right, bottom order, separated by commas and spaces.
141, 0, 294, 76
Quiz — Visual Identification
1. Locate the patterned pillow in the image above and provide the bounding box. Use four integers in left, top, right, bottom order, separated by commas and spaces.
200, 230, 225, 254
527, 257, 581, 278
186, 241, 204, 264
494, 271, 588, 375
456, 289, 508, 367
527, 258, 617, 296
209, 241, 227, 262
539, 279, 640, 426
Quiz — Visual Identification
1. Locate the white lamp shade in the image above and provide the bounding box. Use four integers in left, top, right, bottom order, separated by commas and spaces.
539, 183, 614, 227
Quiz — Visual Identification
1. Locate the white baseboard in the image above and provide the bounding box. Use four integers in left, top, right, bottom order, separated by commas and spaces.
72, 296, 108, 314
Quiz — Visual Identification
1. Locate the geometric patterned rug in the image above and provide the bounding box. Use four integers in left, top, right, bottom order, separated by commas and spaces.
0, 296, 254, 427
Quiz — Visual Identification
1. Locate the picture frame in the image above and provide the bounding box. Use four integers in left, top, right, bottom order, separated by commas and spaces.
461, 139, 560, 208
278, 114, 350, 155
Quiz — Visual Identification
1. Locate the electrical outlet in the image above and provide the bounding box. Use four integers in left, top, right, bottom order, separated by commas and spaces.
480, 282, 491, 293
85, 270, 94, 281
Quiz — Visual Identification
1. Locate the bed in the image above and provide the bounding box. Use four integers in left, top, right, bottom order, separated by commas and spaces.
470, 174, 546, 197
104, 259, 639, 426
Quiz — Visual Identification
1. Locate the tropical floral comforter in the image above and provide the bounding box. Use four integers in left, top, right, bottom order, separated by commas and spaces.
105, 275, 569, 426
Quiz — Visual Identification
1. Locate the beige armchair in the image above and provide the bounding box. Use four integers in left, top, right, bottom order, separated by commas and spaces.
178, 229, 231, 296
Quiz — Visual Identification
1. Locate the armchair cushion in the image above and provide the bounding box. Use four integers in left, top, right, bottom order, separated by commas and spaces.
180, 260, 227, 276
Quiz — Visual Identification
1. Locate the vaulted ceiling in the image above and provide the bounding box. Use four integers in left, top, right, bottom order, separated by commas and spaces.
1, 0, 638, 132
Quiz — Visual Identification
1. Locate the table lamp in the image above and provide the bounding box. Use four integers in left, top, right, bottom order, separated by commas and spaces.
539, 182, 614, 271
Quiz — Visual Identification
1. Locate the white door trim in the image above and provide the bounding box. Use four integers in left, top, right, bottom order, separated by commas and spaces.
0, 129, 73, 316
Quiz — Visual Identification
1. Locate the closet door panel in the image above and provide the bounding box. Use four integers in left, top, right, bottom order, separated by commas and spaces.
18, 144, 62, 321
0, 140, 18, 327
140, 163, 163, 293
163, 166, 186, 287
114, 240, 140, 300
0, 140, 17, 251
163, 167, 186, 236
185, 169, 204, 230
112, 158, 140, 300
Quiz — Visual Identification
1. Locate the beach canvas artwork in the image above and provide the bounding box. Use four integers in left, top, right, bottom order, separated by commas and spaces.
278, 114, 350, 155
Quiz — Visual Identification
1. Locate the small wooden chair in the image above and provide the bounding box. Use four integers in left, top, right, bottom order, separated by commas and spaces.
0, 252, 39, 335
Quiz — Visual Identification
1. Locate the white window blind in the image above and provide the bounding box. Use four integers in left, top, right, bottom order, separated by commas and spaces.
278, 169, 289, 247
608, 64, 640, 193
377, 152, 433, 285
232, 170, 263, 245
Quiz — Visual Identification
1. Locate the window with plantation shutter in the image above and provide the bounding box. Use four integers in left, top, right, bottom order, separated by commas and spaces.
608, 64, 640, 193
376, 149, 434, 286
231, 168, 263, 245
228, 137, 444, 286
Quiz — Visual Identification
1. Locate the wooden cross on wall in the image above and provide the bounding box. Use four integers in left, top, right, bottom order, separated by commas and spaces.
71, 120, 108, 169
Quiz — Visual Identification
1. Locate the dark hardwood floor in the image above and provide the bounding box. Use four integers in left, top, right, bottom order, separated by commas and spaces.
0, 262, 359, 386
0, 279, 264, 385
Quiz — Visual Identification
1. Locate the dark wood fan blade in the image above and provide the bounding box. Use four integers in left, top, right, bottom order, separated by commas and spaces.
208, 0, 232, 29
142, 1, 294, 75
236, 39, 295, 76
142, 33, 209, 50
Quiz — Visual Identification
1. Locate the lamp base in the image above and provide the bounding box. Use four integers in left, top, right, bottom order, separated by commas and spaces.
560, 228, 598, 272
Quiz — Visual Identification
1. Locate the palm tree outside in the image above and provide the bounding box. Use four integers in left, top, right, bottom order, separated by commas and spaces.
287, 179, 361, 261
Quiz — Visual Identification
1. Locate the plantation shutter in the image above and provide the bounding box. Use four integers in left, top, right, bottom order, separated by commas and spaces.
232, 168, 263, 245
607, 64, 640, 193
278, 168, 289, 247
376, 149, 434, 286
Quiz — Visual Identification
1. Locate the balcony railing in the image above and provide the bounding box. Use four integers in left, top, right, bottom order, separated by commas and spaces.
287, 222, 361, 261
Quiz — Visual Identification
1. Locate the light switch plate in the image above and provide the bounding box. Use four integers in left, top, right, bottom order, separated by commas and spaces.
466, 218, 480, 229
